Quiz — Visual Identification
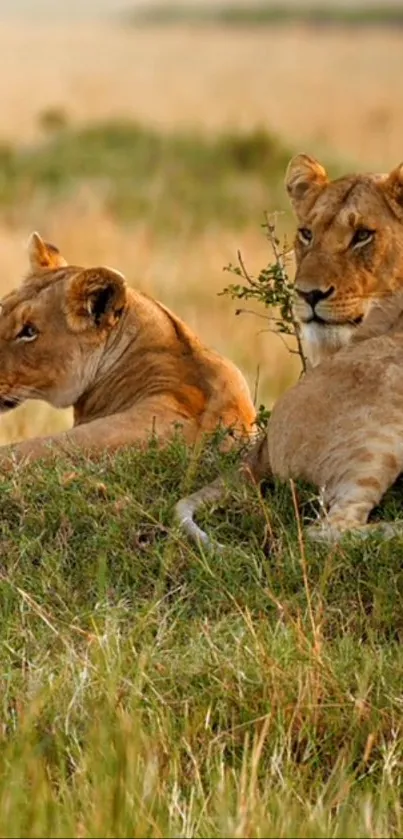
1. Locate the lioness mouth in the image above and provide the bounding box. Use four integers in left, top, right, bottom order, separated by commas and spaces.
305, 314, 364, 327
0, 397, 21, 413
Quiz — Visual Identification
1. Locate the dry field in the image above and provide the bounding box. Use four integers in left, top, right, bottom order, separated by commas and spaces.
0, 16, 402, 445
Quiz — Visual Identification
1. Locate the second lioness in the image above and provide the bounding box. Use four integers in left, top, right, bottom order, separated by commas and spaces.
0, 234, 255, 468
176, 155, 403, 545
175, 293, 403, 546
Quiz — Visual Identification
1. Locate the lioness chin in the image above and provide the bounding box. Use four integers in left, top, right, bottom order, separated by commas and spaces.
0, 233, 256, 469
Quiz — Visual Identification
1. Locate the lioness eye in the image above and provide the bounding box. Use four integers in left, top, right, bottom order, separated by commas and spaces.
297, 227, 312, 245
16, 323, 38, 342
351, 228, 374, 248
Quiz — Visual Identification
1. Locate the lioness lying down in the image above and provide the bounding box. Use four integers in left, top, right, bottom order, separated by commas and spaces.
0, 233, 256, 469
175, 293, 403, 545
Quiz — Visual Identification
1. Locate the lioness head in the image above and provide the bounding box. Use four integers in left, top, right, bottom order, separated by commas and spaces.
285, 154, 403, 366
0, 232, 127, 413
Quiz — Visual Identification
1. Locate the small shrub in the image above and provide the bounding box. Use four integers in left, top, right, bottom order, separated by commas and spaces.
220, 211, 306, 386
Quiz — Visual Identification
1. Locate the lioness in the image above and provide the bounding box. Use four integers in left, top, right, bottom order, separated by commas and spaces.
175, 292, 403, 545
175, 155, 403, 546
286, 154, 403, 367
0, 233, 255, 468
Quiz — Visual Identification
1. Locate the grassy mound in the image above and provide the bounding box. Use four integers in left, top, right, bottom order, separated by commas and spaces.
0, 433, 402, 836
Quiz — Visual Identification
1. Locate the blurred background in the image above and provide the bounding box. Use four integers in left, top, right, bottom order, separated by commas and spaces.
0, 0, 402, 444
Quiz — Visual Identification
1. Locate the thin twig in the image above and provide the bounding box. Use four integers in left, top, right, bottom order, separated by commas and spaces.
255, 327, 302, 357
235, 307, 282, 323
264, 211, 306, 372
293, 323, 307, 373
252, 364, 261, 407
264, 212, 285, 270
237, 249, 258, 287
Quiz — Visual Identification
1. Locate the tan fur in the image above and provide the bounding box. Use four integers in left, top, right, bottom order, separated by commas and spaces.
0, 234, 256, 469
175, 293, 403, 546
285, 154, 403, 367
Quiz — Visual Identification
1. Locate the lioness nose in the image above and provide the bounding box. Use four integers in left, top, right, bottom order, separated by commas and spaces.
296, 286, 335, 309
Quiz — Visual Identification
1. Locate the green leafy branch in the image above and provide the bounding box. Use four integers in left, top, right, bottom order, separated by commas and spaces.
220, 212, 306, 374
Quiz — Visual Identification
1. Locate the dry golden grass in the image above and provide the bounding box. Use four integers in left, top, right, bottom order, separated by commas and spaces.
0, 21, 402, 166
0, 19, 401, 445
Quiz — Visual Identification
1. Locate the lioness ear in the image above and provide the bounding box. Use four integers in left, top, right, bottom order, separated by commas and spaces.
67, 267, 127, 331
383, 163, 403, 211
285, 154, 328, 217
27, 231, 68, 271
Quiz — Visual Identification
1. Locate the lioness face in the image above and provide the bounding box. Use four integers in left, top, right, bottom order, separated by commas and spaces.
285, 154, 403, 366
0, 233, 127, 413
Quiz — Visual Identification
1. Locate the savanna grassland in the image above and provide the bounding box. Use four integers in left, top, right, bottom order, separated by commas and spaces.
1, 10, 403, 444
0, 7, 403, 838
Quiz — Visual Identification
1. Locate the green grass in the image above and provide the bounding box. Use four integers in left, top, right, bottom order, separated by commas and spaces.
0, 432, 402, 837
126, 2, 403, 28
0, 120, 291, 230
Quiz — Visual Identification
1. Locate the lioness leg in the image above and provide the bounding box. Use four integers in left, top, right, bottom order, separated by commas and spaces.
307, 518, 403, 543
0, 398, 201, 471
306, 451, 403, 543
